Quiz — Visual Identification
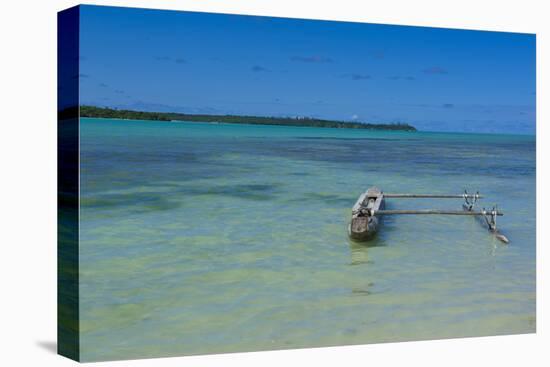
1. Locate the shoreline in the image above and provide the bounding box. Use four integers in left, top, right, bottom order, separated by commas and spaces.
77, 105, 417, 132
80, 116, 536, 138
80, 116, 417, 135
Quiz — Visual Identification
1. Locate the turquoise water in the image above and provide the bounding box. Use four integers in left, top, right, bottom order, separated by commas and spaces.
79, 118, 536, 361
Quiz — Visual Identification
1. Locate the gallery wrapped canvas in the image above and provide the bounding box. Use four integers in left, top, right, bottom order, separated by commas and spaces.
58, 5, 536, 362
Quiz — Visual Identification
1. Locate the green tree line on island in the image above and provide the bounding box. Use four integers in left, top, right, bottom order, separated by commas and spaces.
79, 105, 417, 131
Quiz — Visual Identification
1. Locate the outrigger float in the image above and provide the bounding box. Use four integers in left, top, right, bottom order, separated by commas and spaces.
349, 187, 509, 243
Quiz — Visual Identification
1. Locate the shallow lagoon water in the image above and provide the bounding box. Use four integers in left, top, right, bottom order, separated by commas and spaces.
79, 118, 535, 361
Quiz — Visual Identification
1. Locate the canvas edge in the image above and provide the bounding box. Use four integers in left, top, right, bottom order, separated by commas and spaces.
57, 4, 81, 362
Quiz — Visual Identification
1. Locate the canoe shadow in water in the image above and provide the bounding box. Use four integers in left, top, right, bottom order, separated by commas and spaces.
345, 213, 398, 265
346, 229, 388, 266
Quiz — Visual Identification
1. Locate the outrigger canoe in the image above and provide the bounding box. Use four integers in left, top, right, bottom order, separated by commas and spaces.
349, 187, 508, 243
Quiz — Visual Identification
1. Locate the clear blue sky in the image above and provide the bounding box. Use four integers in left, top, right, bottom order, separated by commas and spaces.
78, 5, 536, 134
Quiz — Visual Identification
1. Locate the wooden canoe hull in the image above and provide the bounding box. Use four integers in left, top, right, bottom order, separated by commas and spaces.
349, 215, 380, 241
349, 187, 385, 241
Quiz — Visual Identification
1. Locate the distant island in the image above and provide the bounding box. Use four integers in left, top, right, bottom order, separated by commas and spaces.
79, 105, 417, 131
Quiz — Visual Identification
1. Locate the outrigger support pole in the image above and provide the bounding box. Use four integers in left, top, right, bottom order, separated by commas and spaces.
373, 209, 503, 216
463, 190, 480, 210
481, 206, 500, 231
384, 193, 483, 199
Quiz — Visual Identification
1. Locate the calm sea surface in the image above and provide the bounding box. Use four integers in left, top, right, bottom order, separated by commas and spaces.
78, 117, 536, 361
